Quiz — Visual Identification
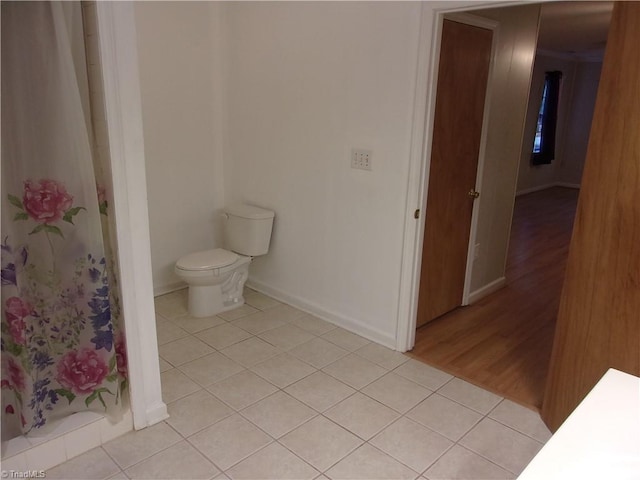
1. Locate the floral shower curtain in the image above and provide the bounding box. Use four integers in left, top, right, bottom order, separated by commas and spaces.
1, 2, 126, 437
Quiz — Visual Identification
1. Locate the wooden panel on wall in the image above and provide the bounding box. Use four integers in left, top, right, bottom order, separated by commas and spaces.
541, 2, 640, 432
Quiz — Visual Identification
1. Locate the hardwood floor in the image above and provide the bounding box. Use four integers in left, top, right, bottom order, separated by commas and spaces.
410, 187, 579, 410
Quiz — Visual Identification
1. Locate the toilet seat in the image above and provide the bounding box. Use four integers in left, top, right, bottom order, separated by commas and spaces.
176, 248, 238, 271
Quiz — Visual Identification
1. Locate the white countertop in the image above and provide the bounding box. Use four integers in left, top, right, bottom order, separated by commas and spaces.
518, 368, 640, 479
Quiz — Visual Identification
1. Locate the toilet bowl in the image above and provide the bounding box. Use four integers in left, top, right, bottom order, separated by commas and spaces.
174, 204, 275, 317
175, 248, 251, 317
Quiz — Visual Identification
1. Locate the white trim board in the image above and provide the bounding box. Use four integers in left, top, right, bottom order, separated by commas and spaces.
555, 182, 581, 189
96, 2, 168, 430
467, 276, 507, 304
537, 48, 605, 64
517, 182, 581, 196
247, 279, 397, 350
154, 281, 186, 298
395, 2, 442, 352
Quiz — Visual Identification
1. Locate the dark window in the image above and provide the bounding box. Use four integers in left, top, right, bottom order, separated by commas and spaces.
532, 71, 562, 165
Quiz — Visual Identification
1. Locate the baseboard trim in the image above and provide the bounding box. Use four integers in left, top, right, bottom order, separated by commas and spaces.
143, 402, 169, 429
468, 276, 506, 304
516, 183, 556, 196
153, 281, 185, 297
517, 182, 580, 196
246, 279, 397, 350
555, 182, 581, 189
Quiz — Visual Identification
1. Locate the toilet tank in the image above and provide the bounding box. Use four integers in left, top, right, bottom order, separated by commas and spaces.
223, 204, 275, 256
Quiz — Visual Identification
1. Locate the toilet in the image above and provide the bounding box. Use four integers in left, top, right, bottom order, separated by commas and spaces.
175, 204, 275, 317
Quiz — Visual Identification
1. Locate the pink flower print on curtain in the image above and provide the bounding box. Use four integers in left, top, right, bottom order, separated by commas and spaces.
2, 178, 126, 432
1, 357, 27, 393
115, 333, 127, 380
56, 349, 109, 397
2, 2, 126, 435
9, 179, 84, 240
22, 179, 73, 223
96, 183, 108, 216
4, 297, 31, 345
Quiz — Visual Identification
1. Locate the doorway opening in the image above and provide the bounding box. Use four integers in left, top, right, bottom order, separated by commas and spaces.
412, 187, 579, 409
410, 2, 612, 411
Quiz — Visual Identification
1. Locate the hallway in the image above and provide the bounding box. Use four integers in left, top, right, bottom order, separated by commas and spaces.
411, 187, 579, 410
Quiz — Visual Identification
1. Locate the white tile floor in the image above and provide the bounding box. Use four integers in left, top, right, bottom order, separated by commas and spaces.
46, 289, 552, 480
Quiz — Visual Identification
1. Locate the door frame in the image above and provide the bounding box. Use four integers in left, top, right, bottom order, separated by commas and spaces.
396, 2, 510, 352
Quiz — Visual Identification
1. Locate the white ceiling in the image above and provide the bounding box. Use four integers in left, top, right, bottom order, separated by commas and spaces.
537, 1, 613, 61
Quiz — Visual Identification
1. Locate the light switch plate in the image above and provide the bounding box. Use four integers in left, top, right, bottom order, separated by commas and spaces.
351, 149, 372, 171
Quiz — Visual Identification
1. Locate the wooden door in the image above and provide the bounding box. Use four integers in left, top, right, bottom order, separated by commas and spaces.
416, 19, 493, 328
541, 2, 640, 432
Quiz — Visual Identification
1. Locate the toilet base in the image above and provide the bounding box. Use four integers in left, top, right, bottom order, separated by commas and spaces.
187, 264, 249, 317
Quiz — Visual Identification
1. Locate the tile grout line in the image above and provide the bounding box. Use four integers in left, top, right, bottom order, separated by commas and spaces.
182, 429, 229, 476
95, 446, 127, 479
181, 325, 453, 475
151, 290, 547, 478
109, 424, 184, 475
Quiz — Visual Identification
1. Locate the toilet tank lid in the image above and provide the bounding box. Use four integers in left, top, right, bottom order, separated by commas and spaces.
225, 204, 275, 220
176, 248, 238, 271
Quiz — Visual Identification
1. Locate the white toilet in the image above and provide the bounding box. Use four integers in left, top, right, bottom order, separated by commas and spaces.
175, 204, 275, 317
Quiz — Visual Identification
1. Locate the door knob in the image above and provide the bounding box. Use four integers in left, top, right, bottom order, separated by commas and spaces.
468, 189, 480, 199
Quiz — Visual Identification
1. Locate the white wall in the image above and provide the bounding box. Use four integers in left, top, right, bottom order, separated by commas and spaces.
469, 5, 540, 292
224, 2, 422, 346
134, 2, 226, 294
133, 1, 549, 347
557, 61, 602, 186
